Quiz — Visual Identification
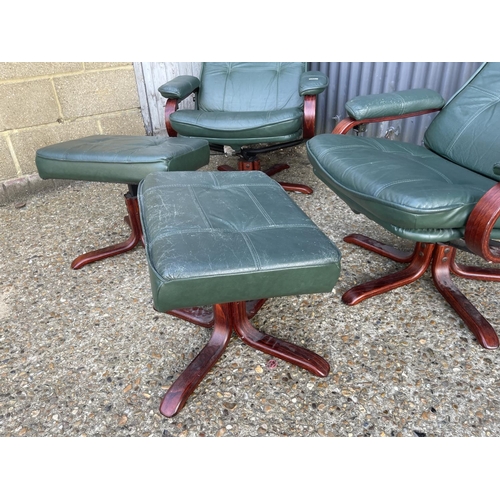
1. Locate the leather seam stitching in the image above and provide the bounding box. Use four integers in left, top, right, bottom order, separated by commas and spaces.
243, 186, 276, 227
189, 186, 214, 230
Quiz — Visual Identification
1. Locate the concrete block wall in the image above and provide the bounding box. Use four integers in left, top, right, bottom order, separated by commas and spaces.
0, 62, 146, 205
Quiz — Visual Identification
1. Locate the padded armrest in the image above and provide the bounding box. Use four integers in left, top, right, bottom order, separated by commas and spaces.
299, 71, 329, 96
158, 75, 200, 100
345, 89, 445, 121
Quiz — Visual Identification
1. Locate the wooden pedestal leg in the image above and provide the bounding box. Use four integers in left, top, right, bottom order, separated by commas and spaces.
159, 304, 233, 418
451, 259, 500, 281
342, 242, 435, 305
167, 306, 215, 328
342, 234, 500, 349
344, 233, 416, 263
159, 299, 329, 417
432, 245, 499, 350
278, 182, 313, 194
245, 298, 268, 319
167, 298, 269, 328
263, 163, 290, 176
230, 301, 330, 377
71, 193, 143, 270
216, 164, 235, 172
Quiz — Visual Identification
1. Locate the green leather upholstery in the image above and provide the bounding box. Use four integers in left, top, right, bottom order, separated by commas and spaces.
424, 63, 500, 181
162, 62, 328, 149
308, 134, 499, 242
299, 71, 329, 96
197, 63, 306, 112
158, 75, 200, 100
36, 135, 210, 184
307, 62, 500, 243
345, 89, 445, 121
138, 171, 341, 312
170, 107, 304, 145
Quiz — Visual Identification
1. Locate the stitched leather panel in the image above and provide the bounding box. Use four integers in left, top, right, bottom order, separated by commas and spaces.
198, 63, 307, 112
138, 171, 341, 311
307, 134, 498, 239
169, 108, 303, 145
35, 135, 210, 184
345, 89, 445, 120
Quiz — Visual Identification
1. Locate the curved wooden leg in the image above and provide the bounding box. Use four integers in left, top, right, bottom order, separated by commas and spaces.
71, 193, 143, 269
217, 164, 236, 172
159, 299, 330, 416
451, 258, 500, 281
278, 182, 313, 194
263, 163, 290, 177
246, 298, 268, 319
344, 234, 416, 263
124, 215, 145, 247
230, 301, 330, 377
255, 159, 313, 193
159, 303, 233, 417
342, 242, 435, 305
167, 306, 215, 328
432, 245, 499, 350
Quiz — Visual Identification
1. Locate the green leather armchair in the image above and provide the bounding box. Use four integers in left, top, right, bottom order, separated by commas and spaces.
158, 62, 329, 194
306, 62, 500, 350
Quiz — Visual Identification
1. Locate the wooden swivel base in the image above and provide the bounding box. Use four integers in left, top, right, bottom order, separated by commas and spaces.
342, 233, 500, 350
160, 300, 330, 417
217, 158, 313, 194
71, 192, 144, 270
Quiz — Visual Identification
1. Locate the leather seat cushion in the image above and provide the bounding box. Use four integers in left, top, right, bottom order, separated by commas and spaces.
169, 108, 303, 146
307, 133, 499, 241
138, 171, 341, 311
35, 135, 210, 184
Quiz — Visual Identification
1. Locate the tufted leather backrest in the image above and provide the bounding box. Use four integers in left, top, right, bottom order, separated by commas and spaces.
197, 62, 306, 113
424, 62, 500, 181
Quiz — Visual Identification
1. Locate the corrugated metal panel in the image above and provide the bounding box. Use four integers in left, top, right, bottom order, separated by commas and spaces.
309, 62, 482, 143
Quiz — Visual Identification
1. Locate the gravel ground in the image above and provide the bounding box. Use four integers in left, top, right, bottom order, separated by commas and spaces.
2, 144, 500, 438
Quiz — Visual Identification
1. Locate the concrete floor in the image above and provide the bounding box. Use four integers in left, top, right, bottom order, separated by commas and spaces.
2, 144, 500, 438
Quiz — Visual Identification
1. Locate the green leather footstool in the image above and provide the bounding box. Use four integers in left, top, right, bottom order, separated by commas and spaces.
35, 135, 210, 269
138, 170, 341, 417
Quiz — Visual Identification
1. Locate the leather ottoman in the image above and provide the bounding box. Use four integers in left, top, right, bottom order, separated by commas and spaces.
35, 135, 210, 269
138, 170, 341, 417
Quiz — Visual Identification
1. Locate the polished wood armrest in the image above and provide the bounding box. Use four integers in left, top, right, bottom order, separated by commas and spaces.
465, 182, 500, 263
164, 87, 200, 137
165, 98, 179, 137
303, 95, 317, 139
332, 108, 442, 135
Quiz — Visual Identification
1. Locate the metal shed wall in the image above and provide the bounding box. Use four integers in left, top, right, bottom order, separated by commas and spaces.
309, 62, 482, 143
